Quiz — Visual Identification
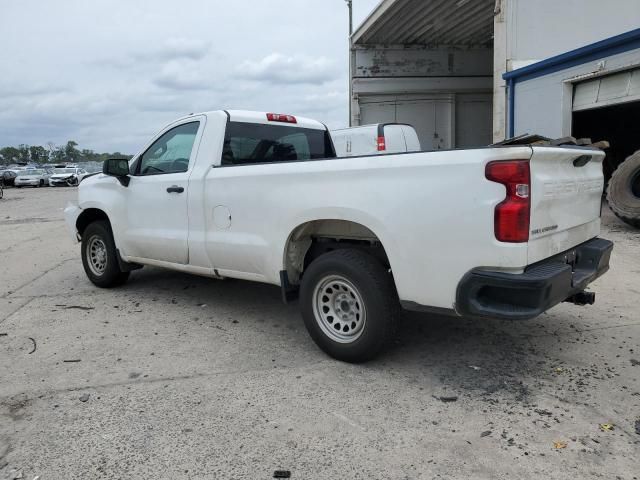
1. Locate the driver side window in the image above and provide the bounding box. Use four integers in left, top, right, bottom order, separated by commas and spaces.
137, 122, 199, 176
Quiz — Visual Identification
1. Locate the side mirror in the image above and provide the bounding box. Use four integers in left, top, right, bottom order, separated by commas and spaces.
103, 158, 130, 186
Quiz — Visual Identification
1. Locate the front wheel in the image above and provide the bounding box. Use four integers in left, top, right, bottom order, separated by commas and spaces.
81, 221, 130, 288
299, 249, 399, 363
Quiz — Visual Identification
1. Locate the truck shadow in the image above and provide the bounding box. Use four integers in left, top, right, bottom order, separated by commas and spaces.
390, 311, 560, 401
125, 267, 580, 401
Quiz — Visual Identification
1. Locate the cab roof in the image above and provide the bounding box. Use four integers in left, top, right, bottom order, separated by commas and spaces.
227, 110, 327, 130
181, 110, 328, 131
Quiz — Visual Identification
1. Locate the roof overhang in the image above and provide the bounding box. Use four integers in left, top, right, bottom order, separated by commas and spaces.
352, 0, 496, 47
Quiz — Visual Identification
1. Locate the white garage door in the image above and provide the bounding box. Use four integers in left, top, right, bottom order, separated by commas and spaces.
359, 93, 492, 150
573, 67, 640, 111
359, 95, 453, 150
455, 93, 493, 148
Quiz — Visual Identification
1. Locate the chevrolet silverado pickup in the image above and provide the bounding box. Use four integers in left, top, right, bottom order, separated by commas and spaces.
64, 110, 613, 362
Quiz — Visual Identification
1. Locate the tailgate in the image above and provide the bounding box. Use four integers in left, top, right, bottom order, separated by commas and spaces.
528, 146, 605, 264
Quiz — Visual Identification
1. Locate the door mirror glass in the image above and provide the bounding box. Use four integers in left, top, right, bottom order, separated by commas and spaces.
103, 158, 130, 177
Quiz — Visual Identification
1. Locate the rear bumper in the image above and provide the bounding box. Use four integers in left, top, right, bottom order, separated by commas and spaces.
456, 237, 613, 320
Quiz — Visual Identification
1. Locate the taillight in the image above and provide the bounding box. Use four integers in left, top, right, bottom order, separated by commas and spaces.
266, 113, 297, 124
485, 160, 530, 243
376, 136, 386, 151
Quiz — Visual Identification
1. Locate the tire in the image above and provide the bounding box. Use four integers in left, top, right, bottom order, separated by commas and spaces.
39, 180, 44, 187
607, 150, 640, 228
299, 249, 399, 363
81, 221, 130, 288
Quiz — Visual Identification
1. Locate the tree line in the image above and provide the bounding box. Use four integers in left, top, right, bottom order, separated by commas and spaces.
0, 141, 131, 165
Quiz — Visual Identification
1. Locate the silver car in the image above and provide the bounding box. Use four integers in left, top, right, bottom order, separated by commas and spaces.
14, 169, 50, 188
49, 167, 88, 187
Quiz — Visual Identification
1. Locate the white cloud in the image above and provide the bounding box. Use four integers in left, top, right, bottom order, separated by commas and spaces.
159, 37, 211, 61
0, 0, 384, 153
98, 37, 212, 70
238, 53, 337, 85
153, 59, 210, 91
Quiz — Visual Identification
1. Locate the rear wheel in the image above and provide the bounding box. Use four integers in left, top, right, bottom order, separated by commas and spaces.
299, 249, 399, 363
607, 150, 640, 228
81, 221, 130, 288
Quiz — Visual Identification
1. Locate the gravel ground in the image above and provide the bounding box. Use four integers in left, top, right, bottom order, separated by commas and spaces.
1, 186, 639, 480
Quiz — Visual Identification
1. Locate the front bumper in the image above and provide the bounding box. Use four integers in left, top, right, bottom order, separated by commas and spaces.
64, 203, 82, 243
15, 180, 39, 186
50, 178, 75, 186
456, 237, 613, 320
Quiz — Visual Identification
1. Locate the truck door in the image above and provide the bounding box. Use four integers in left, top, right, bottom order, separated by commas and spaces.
122, 120, 203, 264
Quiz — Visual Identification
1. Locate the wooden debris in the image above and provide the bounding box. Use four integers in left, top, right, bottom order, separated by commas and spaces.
550, 136, 577, 146
588, 140, 610, 150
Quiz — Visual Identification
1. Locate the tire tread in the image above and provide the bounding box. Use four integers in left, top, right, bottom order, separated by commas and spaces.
607, 150, 640, 228
81, 220, 130, 288
300, 248, 399, 362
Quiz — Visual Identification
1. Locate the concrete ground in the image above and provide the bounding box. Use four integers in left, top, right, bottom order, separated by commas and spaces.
0, 186, 638, 480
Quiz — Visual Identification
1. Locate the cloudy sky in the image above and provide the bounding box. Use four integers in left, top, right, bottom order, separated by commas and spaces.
0, 0, 379, 154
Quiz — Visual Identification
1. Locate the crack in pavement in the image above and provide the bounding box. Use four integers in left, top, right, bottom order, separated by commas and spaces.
0, 298, 35, 325
546, 391, 640, 442
1, 257, 76, 299
7, 291, 102, 300
519, 322, 640, 339
0, 217, 64, 225
0, 359, 334, 403
0, 234, 49, 255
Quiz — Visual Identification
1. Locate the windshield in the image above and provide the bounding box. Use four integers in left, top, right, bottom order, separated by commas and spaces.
18, 170, 44, 176
53, 168, 76, 174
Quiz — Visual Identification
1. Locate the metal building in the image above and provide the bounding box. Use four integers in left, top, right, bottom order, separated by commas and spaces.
350, 0, 640, 149
350, 0, 495, 150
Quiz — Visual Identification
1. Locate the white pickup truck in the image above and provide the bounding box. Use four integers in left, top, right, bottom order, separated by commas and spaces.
65, 110, 613, 362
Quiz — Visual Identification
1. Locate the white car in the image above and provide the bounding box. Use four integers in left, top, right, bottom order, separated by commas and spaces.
64, 110, 613, 362
49, 167, 88, 187
331, 123, 421, 157
14, 169, 50, 188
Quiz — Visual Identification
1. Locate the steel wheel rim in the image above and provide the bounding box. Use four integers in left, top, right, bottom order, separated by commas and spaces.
87, 235, 108, 276
312, 274, 366, 343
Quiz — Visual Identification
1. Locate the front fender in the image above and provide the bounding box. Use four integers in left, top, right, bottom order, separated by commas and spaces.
76, 175, 127, 248
63, 203, 82, 243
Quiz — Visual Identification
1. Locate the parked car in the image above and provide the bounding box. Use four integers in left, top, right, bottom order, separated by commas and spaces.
331, 123, 421, 157
49, 167, 88, 186
0, 169, 18, 187
64, 110, 613, 362
14, 169, 50, 187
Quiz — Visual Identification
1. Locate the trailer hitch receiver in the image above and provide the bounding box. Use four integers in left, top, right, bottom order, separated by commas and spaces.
564, 291, 595, 306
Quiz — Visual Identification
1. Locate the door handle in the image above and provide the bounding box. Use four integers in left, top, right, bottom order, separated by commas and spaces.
166, 185, 184, 193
